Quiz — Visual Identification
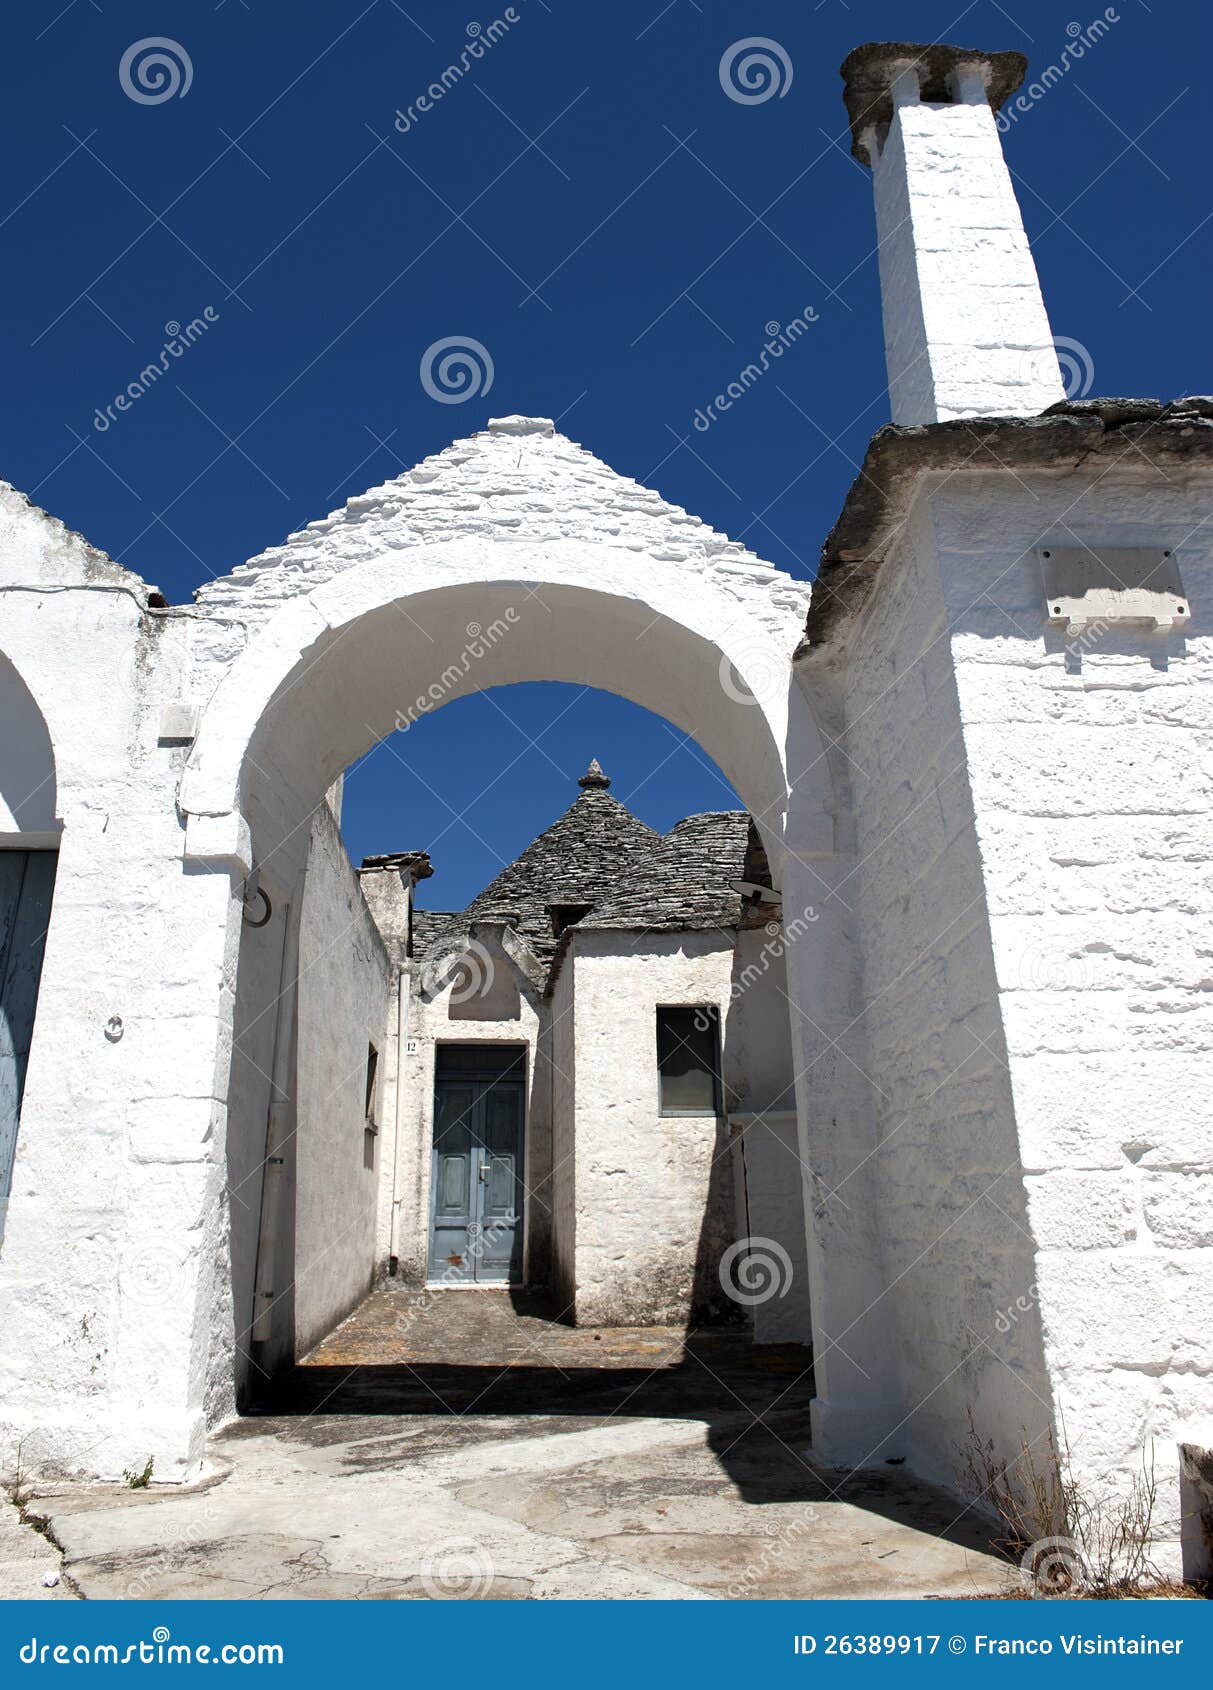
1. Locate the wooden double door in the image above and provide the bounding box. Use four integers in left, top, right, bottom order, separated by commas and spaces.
428, 1045, 525, 1284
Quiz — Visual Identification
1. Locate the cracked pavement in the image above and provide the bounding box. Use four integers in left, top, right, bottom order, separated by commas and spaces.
24, 1294, 1014, 1599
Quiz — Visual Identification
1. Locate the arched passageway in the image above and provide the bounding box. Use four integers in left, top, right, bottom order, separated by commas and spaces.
177, 533, 849, 1419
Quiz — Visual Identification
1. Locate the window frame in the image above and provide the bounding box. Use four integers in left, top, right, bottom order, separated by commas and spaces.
364, 1041, 380, 1130
655, 1004, 723, 1119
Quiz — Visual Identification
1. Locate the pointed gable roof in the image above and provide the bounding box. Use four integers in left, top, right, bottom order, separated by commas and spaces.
193, 416, 811, 638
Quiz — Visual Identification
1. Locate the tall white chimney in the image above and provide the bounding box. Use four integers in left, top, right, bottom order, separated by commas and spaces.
841, 43, 1066, 425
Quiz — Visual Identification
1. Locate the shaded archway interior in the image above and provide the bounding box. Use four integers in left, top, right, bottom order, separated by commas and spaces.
221, 578, 812, 1418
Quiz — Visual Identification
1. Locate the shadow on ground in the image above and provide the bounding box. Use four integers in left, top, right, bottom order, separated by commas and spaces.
246, 1288, 993, 1562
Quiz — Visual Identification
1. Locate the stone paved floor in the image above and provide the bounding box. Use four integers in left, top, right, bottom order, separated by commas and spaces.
30, 1290, 1016, 1601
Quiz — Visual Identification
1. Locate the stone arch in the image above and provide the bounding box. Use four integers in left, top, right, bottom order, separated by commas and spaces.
179, 531, 852, 1405
180, 537, 830, 874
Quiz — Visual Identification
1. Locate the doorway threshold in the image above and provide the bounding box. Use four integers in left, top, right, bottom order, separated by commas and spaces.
424, 1280, 520, 1291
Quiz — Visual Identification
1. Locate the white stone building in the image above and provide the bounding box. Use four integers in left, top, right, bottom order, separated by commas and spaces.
0, 41, 1210, 1577
359, 758, 808, 1337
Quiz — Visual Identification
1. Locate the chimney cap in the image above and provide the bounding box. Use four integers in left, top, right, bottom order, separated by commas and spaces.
840, 42, 1028, 161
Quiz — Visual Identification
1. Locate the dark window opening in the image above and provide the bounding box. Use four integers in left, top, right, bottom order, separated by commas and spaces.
656, 1006, 722, 1117
550, 902, 593, 940
436, 1043, 526, 1083
364, 1042, 379, 1122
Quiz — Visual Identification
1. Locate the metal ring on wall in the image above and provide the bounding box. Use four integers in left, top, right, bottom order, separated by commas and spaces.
242, 884, 272, 928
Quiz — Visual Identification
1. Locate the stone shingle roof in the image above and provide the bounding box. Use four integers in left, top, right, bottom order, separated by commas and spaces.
411, 910, 458, 955
580, 811, 752, 934
457, 768, 662, 969
409, 763, 758, 984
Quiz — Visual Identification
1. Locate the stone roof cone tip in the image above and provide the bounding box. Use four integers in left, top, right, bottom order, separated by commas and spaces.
577, 758, 611, 790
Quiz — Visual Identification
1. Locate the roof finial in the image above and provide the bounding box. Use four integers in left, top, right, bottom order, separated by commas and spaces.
577, 757, 611, 791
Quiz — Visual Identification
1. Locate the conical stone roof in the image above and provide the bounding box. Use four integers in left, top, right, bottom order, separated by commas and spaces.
459, 762, 662, 968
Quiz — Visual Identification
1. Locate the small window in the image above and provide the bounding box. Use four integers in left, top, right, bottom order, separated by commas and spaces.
656, 1006, 721, 1117
550, 902, 593, 940
364, 1042, 379, 1123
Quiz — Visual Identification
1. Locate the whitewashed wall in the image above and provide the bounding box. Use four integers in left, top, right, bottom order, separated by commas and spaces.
549, 951, 577, 1312
292, 805, 390, 1357
0, 487, 233, 1482
931, 466, 1213, 1567
834, 494, 1053, 1490
560, 930, 739, 1326
724, 930, 813, 1345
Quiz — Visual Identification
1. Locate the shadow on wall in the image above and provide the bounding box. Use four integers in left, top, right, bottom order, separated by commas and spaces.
0, 652, 58, 837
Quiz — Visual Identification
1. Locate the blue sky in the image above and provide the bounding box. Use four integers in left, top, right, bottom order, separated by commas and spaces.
2, 0, 1207, 908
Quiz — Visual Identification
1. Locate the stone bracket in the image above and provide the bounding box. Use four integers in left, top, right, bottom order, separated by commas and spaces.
183, 811, 254, 877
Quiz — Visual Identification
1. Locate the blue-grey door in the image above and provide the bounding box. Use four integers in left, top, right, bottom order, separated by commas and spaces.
429, 1050, 524, 1283
0, 851, 57, 1242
